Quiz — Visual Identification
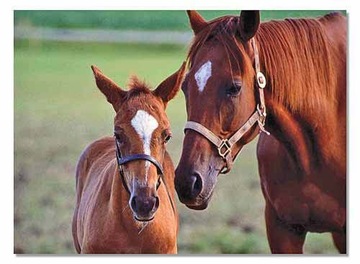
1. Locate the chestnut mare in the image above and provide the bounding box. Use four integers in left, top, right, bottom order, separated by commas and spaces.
72, 63, 186, 253
175, 11, 346, 253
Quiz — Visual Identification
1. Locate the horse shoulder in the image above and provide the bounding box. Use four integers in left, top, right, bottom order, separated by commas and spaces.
257, 133, 345, 230
73, 136, 116, 251
75, 137, 114, 193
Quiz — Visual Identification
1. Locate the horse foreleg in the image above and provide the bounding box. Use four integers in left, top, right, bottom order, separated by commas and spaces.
332, 230, 346, 254
265, 202, 306, 254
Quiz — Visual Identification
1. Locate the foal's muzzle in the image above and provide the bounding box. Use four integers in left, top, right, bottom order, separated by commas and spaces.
130, 187, 160, 222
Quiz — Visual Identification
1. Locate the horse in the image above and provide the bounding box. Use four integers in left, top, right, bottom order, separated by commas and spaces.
174, 11, 346, 253
72, 62, 186, 253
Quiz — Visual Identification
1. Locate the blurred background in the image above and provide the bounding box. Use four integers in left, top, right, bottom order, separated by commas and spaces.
14, 10, 343, 254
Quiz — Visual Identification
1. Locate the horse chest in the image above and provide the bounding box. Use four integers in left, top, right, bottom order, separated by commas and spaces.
258, 133, 346, 232
81, 211, 176, 253
261, 176, 345, 232
81, 197, 176, 253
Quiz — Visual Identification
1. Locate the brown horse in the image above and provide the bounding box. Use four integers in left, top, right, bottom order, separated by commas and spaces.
72, 63, 186, 253
175, 11, 346, 253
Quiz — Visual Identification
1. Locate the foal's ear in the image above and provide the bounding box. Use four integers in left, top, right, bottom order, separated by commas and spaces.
153, 62, 187, 107
91, 65, 126, 112
187, 10, 208, 35
238, 11, 260, 42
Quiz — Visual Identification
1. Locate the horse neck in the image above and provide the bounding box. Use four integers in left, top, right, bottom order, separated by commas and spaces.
109, 166, 131, 218
254, 20, 345, 176
264, 97, 345, 177
162, 151, 176, 199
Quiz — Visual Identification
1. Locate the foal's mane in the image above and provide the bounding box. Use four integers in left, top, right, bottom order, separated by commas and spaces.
125, 76, 153, 100
187, 14, 338, 119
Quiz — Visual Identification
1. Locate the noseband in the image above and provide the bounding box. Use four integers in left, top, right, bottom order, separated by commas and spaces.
114, 135, 176, 216
184, 38, 270, 174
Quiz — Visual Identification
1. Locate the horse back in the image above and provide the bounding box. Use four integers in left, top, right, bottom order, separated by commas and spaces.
320, 12, 347, 43
321, 12, 347, 171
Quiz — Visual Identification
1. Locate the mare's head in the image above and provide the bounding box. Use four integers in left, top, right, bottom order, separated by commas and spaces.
175, 11, 262, 209
92, 63, 185, 221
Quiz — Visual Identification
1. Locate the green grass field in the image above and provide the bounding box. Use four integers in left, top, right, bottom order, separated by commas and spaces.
14, 10, 342, 254
15, 10, 343, 31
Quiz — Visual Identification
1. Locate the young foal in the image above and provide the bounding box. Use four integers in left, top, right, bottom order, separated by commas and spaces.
175, 11, 346, 253
72, 63, 185, 253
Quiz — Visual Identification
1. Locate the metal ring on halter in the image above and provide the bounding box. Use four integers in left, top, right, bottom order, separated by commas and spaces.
256, 72, 266, 89
217, 139, 232, 159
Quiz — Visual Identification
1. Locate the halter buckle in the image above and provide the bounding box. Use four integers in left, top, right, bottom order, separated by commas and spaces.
218, 139, 231, 159
257, 104, 267, 119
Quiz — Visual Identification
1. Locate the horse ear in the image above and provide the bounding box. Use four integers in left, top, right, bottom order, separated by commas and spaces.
153, 62, 187, 107
187, 10, 208, 35
91, 65, 126, 112
238, 11, 260, 41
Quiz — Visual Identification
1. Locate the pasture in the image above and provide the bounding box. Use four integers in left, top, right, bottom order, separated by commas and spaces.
14, 10, 341, 254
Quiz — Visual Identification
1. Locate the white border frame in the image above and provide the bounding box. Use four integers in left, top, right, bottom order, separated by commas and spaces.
3, 1, 358, 263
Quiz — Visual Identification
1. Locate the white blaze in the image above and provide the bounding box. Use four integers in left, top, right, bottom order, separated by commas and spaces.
131, 110, 159, 179
194, 60, 212, 92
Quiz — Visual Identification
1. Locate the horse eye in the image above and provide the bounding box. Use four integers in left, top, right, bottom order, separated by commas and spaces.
165, 134, 172, 143
114, 132, 121, 140
163, 130, 172, 144
114, 130, 126, 144
226, 84, 241, 97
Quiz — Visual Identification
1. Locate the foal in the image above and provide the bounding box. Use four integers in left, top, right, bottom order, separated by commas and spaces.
72, 63, 185, 253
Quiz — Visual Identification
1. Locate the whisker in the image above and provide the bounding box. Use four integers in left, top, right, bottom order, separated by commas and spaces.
138, 221, 149, 235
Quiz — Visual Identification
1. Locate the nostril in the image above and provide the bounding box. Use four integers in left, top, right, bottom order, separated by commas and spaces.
190, 173, 202, 198
154, 196, 159, 210
131, 195, 158, 216
130, 196, 137, 211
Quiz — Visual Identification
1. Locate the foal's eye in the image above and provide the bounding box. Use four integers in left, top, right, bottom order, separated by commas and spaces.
114, 130, 126, 144
165, 134, 172, 143
226, 83, 241, 97
162, 130, 172, 144
114, 132, 121, 140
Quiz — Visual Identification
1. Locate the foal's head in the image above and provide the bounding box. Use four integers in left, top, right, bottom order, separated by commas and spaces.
92, 63, 185, 221
175, 11, 261, 209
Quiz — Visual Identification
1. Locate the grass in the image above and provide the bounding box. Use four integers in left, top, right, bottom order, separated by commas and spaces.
14, 10, 342, 254
14, 10, 344, 31
14, 40, 339, 254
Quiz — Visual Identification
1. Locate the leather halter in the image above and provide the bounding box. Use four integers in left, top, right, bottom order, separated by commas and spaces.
184, 38, 270, 174
114, 135, 176, 216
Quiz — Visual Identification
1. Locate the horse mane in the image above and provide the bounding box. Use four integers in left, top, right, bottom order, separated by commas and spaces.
256, 18, 337, 117
187, 14, 338, 122
125, 75, 153, 99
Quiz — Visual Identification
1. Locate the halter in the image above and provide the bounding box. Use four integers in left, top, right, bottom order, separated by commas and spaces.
114, 134, 176, 217
184, 38, 270, 174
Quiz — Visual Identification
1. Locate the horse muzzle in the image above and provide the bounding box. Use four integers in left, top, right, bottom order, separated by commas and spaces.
174, 166, 217, 210
129, 187, 160, 222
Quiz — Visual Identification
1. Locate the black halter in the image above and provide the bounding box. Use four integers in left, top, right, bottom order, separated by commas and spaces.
114, 134, 176, 214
